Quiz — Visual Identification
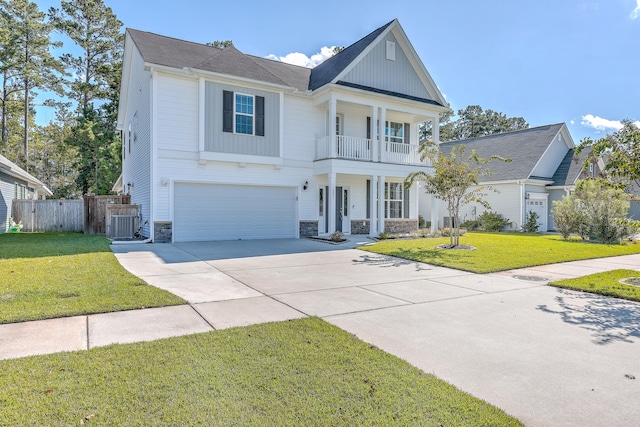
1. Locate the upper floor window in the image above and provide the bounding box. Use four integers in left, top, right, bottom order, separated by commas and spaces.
235, 94, 254, 135
386, 121, 404, 144
223, 90, 265, 136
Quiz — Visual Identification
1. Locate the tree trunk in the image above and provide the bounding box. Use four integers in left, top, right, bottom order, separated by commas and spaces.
23, 78, 28, 171
1, 70, 7, 150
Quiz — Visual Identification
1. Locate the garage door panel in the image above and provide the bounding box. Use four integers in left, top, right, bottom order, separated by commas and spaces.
174, 183, 296, 242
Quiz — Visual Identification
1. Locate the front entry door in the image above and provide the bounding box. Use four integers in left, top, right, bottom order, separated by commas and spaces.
325, 186, 343, 233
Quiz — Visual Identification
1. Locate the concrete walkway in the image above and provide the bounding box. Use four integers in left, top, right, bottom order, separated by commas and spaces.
1, 237, 639, 426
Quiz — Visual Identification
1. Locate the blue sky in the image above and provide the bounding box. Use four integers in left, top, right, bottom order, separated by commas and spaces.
37, 0, 640, 143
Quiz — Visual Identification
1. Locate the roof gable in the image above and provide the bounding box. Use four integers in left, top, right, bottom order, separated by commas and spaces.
310, 19, 446, 107
439, 123, 566, 182
0, 154, 51, 195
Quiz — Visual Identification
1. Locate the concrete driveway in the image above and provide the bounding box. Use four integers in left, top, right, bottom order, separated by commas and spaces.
111, 238, 640, 427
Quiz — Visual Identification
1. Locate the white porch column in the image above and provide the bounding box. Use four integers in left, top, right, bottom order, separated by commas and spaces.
430, 194, 438, 233
378, 175, 385, 233
370, 175, 378, 236
329, 96, 337, 158
328, 172, 336, 233
371, 106, 378, 162
379, 108, 386, 163
432, 115, 440, 145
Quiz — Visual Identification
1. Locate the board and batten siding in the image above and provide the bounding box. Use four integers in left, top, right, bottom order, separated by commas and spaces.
453, 184, 523, 230
121, 44, 152, 237
204, 81, 280, 157
342, 32, 431, 101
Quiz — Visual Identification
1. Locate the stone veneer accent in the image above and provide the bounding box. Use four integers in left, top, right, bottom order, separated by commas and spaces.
384, 219, 418, 234
154, 221, 172, 243
351, 220, 370, 235
299, 220, 318, 237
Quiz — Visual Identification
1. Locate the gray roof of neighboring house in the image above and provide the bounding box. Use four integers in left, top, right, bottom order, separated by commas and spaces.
551, 146, 591, 186
438, 123, 565, 182
126, 20, 442, 106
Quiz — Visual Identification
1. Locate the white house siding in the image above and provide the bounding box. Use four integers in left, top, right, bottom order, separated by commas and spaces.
531, 133, 569, 178
157, 74, 198, 153
343, 32, 431, 101
282, 94, 321, 162
121, 45, 152, 237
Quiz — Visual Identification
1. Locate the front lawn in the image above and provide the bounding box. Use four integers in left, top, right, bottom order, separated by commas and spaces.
0, 233, 185, 324
362, 232, 640, 273
0, 318, 521, 426
549, 269, 640, 302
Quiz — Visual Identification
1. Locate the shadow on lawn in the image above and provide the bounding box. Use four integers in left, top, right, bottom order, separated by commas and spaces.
537, 288, 640, 345
0, 233, 111, 259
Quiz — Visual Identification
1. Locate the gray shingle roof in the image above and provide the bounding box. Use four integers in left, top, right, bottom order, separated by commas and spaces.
551, 148, 589, 186
127, 29, 311, 90
438, 123, 565, 182
127, 20, 441, 106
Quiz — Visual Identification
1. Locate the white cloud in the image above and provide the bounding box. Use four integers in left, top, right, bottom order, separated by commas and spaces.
570, 120, 575, 125
267, 46, 337, 68
632, 0, 640, 19
581, 114, 640, 132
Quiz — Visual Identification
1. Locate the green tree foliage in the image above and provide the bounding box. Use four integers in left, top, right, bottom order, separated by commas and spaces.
552, 179, 637, 243
49, 0, 123, 111
407, 143, 510, 247
206, 40, 233, 48
66, 106, 120, 195
578, 120, 640, 191
0, 0, 64, 170
523, 210, 540, 233
49, 0, 123, 195
421, 105, 529, 143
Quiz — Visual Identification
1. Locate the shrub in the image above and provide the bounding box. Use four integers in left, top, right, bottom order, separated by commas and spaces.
477, 211, 510, 232
460, 219, 481, 230
523, 210, 540, 233
329, 231, 344, 242
440, 228, 466, 237
378, 232, 389, 240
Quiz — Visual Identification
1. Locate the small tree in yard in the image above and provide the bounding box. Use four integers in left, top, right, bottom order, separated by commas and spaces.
407, 143, 510, 247
552, 179, 638, 243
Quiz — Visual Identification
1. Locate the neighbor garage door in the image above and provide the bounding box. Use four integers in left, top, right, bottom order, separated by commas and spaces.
173, 183, 297, 242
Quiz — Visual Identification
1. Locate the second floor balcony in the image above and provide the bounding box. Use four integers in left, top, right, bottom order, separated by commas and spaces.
316, 135, 430, 166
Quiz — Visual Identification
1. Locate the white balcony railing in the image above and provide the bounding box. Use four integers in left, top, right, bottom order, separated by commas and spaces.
316, 134, 429, 166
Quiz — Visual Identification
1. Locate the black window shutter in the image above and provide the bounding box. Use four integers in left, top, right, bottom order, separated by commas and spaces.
366, 117, 371, 140
223, 90, 233, 133
404, 123, 410, 144
366, 179, 370, 219
255, 96, 265, 136
404, 186, 410, 219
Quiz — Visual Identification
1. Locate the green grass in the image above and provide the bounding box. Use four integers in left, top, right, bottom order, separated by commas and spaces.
549, 269, 640, 302
0, 318, 522, 426
0, 233, 185, 324
362, 232, 640, 273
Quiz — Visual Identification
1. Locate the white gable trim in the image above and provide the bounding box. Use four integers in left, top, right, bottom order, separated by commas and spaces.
330, 19, 447, 108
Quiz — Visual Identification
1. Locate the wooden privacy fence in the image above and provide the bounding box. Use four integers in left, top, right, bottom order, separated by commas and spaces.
11, 199, 84, 232
84, 195, 131, 235
105, 204, 140, 239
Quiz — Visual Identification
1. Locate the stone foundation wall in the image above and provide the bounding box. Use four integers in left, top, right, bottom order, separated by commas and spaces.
350, 220, 370, 235
154, 221, 172, 243
384, 219, 418, 234
299, 220, 318, 237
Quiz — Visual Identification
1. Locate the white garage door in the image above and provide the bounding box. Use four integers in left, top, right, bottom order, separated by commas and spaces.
174, 183, 297, 242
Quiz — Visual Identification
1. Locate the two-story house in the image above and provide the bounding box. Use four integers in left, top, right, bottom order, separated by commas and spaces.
117, 19, 448, 242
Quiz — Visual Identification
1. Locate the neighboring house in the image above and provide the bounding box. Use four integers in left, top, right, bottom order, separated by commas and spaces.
419, 123, 601, 232
117, 19, 448, 242
0, 154, 52, 233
